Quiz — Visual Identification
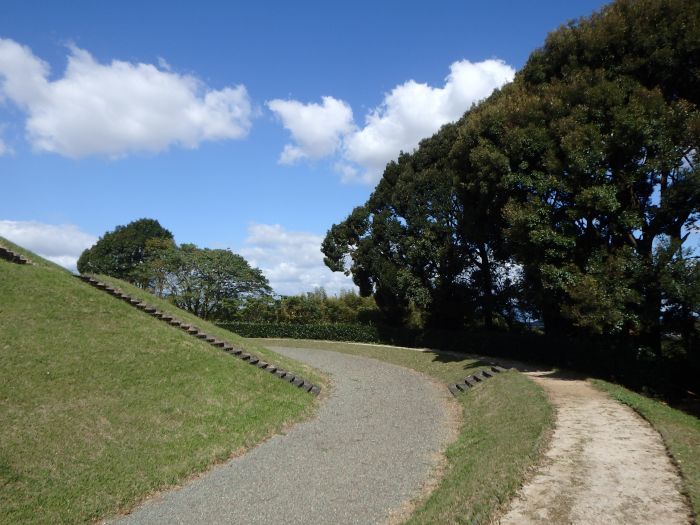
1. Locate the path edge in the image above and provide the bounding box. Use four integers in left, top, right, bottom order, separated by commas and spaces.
588, 380, 697, 524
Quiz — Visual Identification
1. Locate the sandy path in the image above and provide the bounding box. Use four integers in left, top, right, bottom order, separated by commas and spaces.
499, 371, 692, 524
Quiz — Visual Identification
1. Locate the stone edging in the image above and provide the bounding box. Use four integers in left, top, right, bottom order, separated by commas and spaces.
0, 245, 32, 265
447, 365, 510, 396
77, 275, 321, 396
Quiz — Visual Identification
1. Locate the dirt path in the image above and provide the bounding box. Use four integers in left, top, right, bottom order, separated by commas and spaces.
499, 370, 692, 524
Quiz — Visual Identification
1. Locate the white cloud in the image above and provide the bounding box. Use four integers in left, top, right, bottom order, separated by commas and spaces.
239, 223, 356, 296
270, 59, 515, 184
157, 57, 172, 71
267, 96, 354, 164
0, 123, 12, 156
0, 38, 253, 158
343, 59, 515, 183
333, 162, 359, 184
0, 220, 97, 271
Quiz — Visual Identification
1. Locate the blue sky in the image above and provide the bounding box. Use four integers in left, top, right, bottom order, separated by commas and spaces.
0, 0, 609, 295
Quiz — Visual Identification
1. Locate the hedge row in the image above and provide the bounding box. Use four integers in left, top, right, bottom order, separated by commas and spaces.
216, 321, 700, 397
215, 322, 400, 344
215, 322, 553, 357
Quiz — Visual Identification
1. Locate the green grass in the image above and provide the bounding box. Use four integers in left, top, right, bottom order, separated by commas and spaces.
592, 379, 700, 518
0, 237, 63, 270
0, 242, 320, 525
95, 275, 323, 387
256, 339, 554, 524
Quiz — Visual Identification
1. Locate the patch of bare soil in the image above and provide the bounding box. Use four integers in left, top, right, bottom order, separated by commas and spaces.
499, 371, 693, 525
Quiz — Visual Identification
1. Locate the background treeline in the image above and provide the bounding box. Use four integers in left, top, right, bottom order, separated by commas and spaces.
322, 0, 700, 389
228, 288, 381, 324
77, 218, 381, 325
216, 288, 382, 341
78, 218, 272, 320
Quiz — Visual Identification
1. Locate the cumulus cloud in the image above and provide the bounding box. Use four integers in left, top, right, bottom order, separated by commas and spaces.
239, 223, 356, 296
0, 220, 97, 271
343, 59, 515, 183
0, 123, 12, 156
267, 96, 354, 164
0, 38, 253, 158
270, 59, 515, 184
333, 162, 359, 184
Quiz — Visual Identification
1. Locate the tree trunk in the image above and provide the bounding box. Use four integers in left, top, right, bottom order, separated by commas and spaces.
637, 235, 662, 357
478, 243, 495, 330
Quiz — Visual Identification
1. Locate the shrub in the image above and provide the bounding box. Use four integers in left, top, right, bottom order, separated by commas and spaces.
216, 322, 396, 343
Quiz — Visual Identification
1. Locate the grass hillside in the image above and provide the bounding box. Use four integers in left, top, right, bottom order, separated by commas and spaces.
94, 274, 323, 386
0, 237, 64, 270
0, 239, 320, 525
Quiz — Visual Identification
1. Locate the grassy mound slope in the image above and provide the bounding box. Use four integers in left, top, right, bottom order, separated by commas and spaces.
0, 241, 319, 525
257, 339, 553, 524
95, 274, 323, 386
0, 237, 64, 270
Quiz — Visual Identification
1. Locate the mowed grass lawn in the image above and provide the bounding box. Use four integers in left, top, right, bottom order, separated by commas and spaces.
0, 246, 319, 525
592, 380, 700, 517
255, 339, 554, 524
95, 274, 324, 387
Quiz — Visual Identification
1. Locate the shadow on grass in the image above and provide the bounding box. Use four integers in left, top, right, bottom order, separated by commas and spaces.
248, 326, 700, 418
427, 342, 700, 417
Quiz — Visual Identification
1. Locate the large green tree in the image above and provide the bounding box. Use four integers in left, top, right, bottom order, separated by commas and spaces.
323, 0, 700, 357
501, 0, 700, 349
323, 122, 521, 328
165, 244, 272, 320
77, 219, 174, 284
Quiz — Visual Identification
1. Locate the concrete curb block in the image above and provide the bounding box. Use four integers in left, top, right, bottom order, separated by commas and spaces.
447, 363, 515, 397
0, 245, 33, 265
77, 274, 321, 396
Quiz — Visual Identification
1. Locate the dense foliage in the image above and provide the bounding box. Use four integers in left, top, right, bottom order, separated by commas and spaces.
323, 0, 700, 367
147, 242, 272, 319
217, 321, 388, 343
80, 221, 271, 320
77, 218, 173, 280
230, 288, 381, 325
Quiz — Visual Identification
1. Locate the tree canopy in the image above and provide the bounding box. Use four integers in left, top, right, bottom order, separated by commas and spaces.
77, 218, 173, 283
161, 243, 272, 320
79, 220, 272, 320
323, 0, 700, 360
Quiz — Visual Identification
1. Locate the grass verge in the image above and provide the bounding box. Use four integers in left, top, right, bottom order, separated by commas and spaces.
0, 248, 320, 525
255, 339, 554, 524
96, 275, 323, 387
592, 379, 700, 518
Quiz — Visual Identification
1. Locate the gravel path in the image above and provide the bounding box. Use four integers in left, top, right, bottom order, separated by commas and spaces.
499, 371, 693, 524
109, 346, 458, 525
